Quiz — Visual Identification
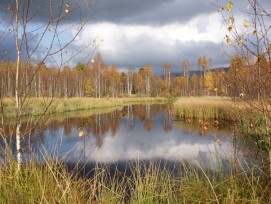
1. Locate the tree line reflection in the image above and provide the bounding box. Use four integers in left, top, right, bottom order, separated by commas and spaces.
1, 104, 232, 155
0, 105, 255, 167
27, 104, 173, 148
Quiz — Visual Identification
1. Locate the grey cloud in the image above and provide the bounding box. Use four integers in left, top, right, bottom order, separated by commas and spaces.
2, 0, 271, 70
0, 0, 93, 24
90, 0, 271, 25
71, 33, 229, 73
0, 0, 215, 26
0, 30, 44, 62
1, 0, 271, 26
0, 31, 16, 61
102, 39, 229, 72
91, 0, 214, 25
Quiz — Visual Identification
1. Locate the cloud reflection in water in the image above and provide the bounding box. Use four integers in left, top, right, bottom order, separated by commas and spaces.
29, 105, 239, 171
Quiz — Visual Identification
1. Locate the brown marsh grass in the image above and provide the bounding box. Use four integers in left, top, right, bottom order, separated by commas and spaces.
0, 156, 270, 203
173, 96, 242, 121
1, 97, 168, 117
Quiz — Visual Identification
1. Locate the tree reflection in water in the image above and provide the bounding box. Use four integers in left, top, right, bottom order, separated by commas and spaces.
18, 104, 174, 150
2, 104, 257, 173
163, 104, 172, 132
19, 104, 229, 150
126, 104, 135, 131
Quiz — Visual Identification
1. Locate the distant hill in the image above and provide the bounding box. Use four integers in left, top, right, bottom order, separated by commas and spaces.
171, 67, 229, 77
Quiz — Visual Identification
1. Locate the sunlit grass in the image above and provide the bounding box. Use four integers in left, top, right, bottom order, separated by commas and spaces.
173, 96, 271, 137
1, 97, 168, 117
173, 96, 239, 121
0, 156, 270, 203
54, 97, 167, 113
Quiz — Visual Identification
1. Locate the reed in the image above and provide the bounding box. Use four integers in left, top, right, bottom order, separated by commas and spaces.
54, 97, 167, 113
173, 96, 239, 121
1, 97, 168, 117
173, 97, 271, 142
0, 155, 270, 203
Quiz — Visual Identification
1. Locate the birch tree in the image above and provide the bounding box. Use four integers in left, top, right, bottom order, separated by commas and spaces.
0, 0, 93, 170
127, 65, 134, 97
219, 0, 271, 174
182, 59, 190, 96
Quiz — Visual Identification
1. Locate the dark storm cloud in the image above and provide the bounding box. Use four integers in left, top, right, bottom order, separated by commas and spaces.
91, 0, 214, 25
0, 30, 43, 62
0, 0, 215, 25
0, 32, 16, 61
2, 0, 270, 25
0, 0, 93, 24
1, 0, 271, 25
1, 0, 271, 69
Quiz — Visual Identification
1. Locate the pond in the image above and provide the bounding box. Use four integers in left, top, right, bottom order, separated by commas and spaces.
2, 104, 259, 176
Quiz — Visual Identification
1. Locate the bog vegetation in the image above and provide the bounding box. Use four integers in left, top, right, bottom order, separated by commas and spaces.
1, 0, 271, 203
2, 97, 167, 117
0, 158, 270, 203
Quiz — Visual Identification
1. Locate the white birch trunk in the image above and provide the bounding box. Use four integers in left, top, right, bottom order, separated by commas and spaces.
15, 0, 22, 170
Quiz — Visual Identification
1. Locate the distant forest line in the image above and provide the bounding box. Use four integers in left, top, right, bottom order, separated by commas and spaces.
0, 53, 267, 99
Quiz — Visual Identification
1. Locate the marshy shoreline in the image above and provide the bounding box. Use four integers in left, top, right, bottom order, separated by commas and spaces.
1, 97, 169, 118
1, 96, 271, 203
1, 155, 270, 203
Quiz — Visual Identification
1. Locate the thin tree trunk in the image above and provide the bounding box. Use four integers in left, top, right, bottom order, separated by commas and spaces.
15, 0, 22, 170
98, 64, 101, 98
38, 71, 41, 97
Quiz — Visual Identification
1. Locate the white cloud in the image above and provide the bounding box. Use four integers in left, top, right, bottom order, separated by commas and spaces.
77, 12, 226, 46
68, 11, 229, 70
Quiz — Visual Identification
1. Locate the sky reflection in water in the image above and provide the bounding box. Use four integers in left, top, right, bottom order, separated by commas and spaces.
27, 104, 241, 171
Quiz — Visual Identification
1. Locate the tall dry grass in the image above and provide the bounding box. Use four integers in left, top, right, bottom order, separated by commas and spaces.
1, 97, 168, 117
0, 156, 270, 203
173, 96, 239, 121
173, 96, 271, 138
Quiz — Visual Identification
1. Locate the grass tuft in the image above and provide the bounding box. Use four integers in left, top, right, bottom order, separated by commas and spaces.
0, 155, 270, 203
1, 97, 168, 118
173, 97, 235, 120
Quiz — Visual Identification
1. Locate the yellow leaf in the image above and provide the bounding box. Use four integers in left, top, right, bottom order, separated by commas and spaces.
230, 17, 234, 24
78, 130, 84, 137
215, 139, 222, 145
48, 28, 53, 32
244, 21, 250, 27
237, 38, 243, 45
227, 1, 233, 12
241, 31, 245, 36
65, 9, 69, 13
225, 35, 231, 45
91, 59, 95, 63
227, 17, 235, 24
227, 26, 233, 32
66, 3, 70, 7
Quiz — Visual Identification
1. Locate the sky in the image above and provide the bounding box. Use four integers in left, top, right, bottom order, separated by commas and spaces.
0, 0, 270, 73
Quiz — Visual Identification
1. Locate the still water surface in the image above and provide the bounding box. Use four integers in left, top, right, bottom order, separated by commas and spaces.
16, 104, 254, 173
